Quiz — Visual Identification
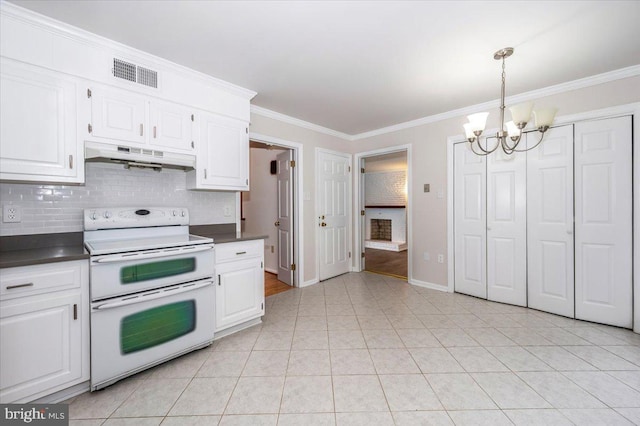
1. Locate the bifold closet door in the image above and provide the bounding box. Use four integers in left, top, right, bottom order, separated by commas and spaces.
454, 143, 487, 299
575, 116, 633, 328
486, 148, 527, 306
527, 125, 574, 318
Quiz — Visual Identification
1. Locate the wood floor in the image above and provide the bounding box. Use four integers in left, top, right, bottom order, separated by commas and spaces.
364, 247, 408, 278
265, 271, 292, 297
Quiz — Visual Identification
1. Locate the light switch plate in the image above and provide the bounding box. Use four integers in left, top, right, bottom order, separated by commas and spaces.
424, 184, 430, 193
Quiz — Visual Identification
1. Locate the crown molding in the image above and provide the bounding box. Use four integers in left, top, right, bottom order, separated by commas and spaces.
1, 1, 256, 100
351, 64, 640, 140
252, 63, 640, 141
250, 105, 353, 141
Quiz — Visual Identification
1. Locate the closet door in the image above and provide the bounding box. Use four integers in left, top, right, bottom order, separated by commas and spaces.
486, 148, 527, 306
527, 125, 574, 318
454, 143, 487, 299
575, 116, 632, 328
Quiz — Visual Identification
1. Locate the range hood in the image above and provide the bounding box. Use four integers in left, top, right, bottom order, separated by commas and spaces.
85, 141, 196, 171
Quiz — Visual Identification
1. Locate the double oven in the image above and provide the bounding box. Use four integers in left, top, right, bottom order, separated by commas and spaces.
84, 207, 214, 390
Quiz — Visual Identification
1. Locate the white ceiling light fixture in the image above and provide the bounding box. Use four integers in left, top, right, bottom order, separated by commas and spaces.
463, 47, 558, 155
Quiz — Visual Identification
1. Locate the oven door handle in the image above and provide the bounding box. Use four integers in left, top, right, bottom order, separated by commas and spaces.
93, 245, 213, 264
92, 280, 213, 311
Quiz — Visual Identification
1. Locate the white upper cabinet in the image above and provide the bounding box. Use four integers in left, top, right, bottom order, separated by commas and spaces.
0, 59, 84, 183
87, 84, 195, 154
149, 100, 195, 152
88, 85, 146, 145
187, 112, 249, 191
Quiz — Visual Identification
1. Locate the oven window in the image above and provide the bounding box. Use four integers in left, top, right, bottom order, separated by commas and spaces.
120, 258, 196, 284
120, 300, 196, 354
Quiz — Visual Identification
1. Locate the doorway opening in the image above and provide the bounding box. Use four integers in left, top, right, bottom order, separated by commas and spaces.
242, 140, 298, 296
356, 147, 410, 280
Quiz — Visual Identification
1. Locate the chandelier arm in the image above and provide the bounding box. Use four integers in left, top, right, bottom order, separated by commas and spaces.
512, 131, 546, 152
475, 136, 501, 154
468, 142, 493, 156
501, 133, 523, 152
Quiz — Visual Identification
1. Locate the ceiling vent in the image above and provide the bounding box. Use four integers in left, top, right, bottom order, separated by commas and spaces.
113, 58, 158, 88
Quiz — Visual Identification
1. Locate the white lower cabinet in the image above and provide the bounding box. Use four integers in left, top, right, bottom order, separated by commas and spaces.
0, 260, 89, 403
214, 240, 264, 333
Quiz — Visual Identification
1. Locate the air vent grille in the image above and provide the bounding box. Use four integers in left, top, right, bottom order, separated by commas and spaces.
113, 59, 136, 82
137, 66, 158, 88
112, 58, 158, 88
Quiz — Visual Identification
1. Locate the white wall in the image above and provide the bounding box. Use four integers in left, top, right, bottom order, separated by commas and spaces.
0, 162, 236, 236
242, 146, 286, 273
350, 75, 640, 289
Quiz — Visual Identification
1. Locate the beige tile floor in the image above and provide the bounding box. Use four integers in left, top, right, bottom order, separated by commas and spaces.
66, 272, 640, 425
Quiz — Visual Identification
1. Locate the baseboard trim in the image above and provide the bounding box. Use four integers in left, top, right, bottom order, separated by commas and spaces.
409, 278, 449, 293
32, 381, 90, 404
264, 267, 278, 275
300, 278, 319, 288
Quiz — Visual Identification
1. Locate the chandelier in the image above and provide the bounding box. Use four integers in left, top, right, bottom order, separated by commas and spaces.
463, 47, 557, 156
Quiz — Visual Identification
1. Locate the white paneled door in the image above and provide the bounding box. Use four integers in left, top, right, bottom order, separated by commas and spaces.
487, 148, 527, 306
574, 116, 633, 328
317, 150, 351, 281
454, 143, 487, 299
527, 125, 575, 317
276, 150, 294, 286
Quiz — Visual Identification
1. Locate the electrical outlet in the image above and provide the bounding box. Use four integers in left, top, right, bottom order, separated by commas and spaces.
223, 205, 231, 217
3, 205, 21, 223
423, 252, 430, 261
437, 254, 444, 264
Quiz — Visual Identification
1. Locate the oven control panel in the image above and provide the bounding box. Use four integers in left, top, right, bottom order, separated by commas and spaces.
84, 207, 189, 230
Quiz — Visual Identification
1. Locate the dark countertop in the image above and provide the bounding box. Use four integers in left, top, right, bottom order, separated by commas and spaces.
0, 224, 267, 269
189, 224, 268, 244
0, 232, 89, 269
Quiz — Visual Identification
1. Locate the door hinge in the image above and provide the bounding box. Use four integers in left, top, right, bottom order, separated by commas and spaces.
348, 252, 351, 258
191, 114, 194, 122
361, 252, 365, 258
261, 302, 264, 310
73, 304, 78, 320
88, 123, 93, 134
246, 178, 249, 185
290, 160, 296, 167
361, 210, 365, 216
261, 261, 263, 269
291, 263, 296, 271
87, 88, 92, 98
348, 166, 351, 172
246, 127, 249, 134
361, 167, 365, 173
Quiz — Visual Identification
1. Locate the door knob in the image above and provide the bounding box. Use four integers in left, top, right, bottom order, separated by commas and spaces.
321, 222, 327, 227
274, 221, 280, 226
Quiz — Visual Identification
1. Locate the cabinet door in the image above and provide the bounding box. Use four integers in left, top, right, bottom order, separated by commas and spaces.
149, 101, 194, 152
453, 142, 487, 299
215, 258, 264, 332
486, 148, 527, 307
574, 116, 632, 328
0, 59, 82, 183
527, 125, 574, 318
0, 292, 82, 403
89, 85, 147, 145
198, 113, 249, 190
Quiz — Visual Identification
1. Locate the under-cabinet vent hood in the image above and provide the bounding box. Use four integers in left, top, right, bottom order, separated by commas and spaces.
85, 141, 195, 171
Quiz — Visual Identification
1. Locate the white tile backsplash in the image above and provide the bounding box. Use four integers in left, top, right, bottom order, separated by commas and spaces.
0, 162, 236, 236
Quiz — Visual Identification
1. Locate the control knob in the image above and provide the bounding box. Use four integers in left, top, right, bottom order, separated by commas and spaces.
103, 211, 112, 219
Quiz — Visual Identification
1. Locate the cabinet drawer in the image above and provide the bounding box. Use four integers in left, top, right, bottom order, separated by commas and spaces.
0, 260, 86, 301
215, 240, 263, 264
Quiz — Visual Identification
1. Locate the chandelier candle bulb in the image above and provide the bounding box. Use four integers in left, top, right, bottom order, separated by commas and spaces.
467, 112, 489, 133
534, 108, 558, 130
505, 121, 521, 139
509, 102, 534, 127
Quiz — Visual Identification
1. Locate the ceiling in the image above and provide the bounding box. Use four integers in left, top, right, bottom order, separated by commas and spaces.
365, 152, 407, 173
11, 0, 640, 136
